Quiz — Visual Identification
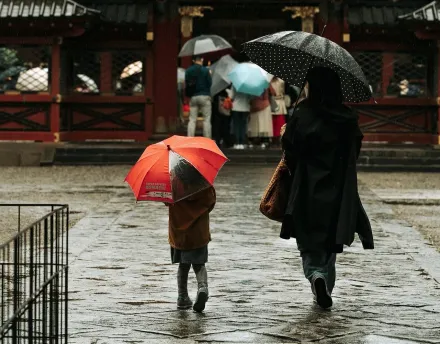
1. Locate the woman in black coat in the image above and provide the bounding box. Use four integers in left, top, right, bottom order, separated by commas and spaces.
281, 67, 374, 309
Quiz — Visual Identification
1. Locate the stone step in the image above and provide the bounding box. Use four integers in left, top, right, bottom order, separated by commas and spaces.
53, 145, 440, 171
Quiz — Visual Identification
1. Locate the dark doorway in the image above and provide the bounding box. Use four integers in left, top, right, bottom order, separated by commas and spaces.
193, 4, 301, 62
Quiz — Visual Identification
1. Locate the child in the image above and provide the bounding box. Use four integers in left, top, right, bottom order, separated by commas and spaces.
167, 186, 216, 312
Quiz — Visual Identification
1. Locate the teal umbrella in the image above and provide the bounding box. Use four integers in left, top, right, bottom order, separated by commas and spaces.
0, 66, 25, 80
228, 62, 270, 97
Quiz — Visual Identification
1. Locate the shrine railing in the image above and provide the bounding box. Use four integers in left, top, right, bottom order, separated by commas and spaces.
0, 204, 69, 344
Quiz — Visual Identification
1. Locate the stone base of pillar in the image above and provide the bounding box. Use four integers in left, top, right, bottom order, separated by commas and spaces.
155, 116, 168, 133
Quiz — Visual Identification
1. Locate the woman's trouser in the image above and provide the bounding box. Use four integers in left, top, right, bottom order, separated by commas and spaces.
298, 248, 337, 294
231, 111, 249, 145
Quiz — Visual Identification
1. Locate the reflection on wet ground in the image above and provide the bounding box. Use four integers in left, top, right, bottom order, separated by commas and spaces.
64, 166, 440, 343
1, 165, 439, 343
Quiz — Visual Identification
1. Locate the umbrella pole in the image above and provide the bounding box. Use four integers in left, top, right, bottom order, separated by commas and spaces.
290, 23, 328, 115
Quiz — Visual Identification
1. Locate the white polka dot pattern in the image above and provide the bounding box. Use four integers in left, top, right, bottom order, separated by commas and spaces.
242, 31, 372, 103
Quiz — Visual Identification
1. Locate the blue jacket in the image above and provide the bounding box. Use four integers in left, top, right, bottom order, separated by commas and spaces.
185, 64, 212, 97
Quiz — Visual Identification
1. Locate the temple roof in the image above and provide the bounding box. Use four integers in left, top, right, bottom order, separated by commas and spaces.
85, 2, 148, 24
398, 1, 440, 22
0, 0, 148, 24
348, 6, 418, 26
0, 0, 99, 18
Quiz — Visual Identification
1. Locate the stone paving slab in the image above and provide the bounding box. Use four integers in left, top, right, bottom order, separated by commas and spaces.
67, 166, 440, 344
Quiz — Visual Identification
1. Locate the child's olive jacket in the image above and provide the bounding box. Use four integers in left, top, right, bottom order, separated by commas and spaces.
168, 187, 216, 250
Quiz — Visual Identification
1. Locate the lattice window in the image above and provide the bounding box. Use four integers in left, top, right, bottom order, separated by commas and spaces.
352, 51, 382, 97
390, 53, 429, 97
67, 50, 100, 94
65, 49, 145, 95
0, 46, 50, 93
113, 51, 144, 94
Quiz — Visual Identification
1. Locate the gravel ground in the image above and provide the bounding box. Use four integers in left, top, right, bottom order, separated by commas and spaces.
0, 166, 131, 244
0, 167, 439, 252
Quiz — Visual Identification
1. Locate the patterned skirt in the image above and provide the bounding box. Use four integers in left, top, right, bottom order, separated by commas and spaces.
170, 245, 208, 264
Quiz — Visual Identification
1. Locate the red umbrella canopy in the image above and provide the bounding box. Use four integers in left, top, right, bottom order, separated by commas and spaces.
125, 136, 228, 203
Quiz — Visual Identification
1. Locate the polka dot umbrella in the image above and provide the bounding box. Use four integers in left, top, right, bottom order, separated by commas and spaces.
242, 31, 372, 103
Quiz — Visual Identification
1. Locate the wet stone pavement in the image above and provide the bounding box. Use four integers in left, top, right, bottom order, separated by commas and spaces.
67, 166, 440, 344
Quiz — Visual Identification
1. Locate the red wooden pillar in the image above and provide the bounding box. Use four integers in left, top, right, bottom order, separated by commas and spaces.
181, 35, 192, 68
50, 40, 61, 142
437, 43, 440, 144
323, 18, 342, 45
154, 16, 179, 133
145, 47, 154, 139
382, 53, 394, 97
318, 2, 343, 45
145, 5, 155, 140
100, 52, 113, 94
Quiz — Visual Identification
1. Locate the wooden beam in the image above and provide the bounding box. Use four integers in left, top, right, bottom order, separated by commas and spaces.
381, 53, 394, 98
100, 52, 113, 94
0, 37, 52, 44
0, 94, 53, 102
362, 133, 435, 144
50, 41, 61, 143
345, 41, 430, 52
415, 30, 440, 40
62, 95, 147, 103
59, 131, 148, 142
65, 40, 149, 49
0, 132, 54, 141
348, 98, 437, 106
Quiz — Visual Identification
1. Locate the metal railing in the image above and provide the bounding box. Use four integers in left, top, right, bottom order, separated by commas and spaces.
0, 204, 69, 343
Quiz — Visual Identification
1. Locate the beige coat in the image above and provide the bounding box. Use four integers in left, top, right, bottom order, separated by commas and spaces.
271, 78, 287, 115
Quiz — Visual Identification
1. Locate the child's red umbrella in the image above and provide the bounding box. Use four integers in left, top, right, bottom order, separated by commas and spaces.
125, 136, 228, 203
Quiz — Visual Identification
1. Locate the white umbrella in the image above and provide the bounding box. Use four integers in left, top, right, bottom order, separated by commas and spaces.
77, 74, 98, 92
15, 67, 48, 92
210, 55, 238, 96
178, 35, 232, 57
121, 61, 142, 79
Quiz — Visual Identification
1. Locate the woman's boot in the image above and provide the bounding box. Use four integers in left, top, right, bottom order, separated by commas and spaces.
192, 264, 208, 312
177, 263, 192, 309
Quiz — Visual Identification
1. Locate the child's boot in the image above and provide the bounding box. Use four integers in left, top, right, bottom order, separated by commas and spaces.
192, 264, 208, 312
177, 263, 192, 310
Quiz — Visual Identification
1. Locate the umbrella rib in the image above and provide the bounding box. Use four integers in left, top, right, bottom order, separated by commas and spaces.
173, 147, 227, 179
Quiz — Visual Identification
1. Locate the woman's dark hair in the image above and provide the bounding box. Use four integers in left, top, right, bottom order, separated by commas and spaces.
306, 67, 343, 106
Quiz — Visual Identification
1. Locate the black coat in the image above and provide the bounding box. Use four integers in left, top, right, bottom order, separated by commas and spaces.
281, 100, 374, 253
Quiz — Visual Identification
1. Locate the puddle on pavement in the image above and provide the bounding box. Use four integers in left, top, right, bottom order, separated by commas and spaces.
360, 335, 423, 344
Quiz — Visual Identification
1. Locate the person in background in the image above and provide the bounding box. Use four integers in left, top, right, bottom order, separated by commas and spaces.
399, 79, 421, 97
270, 77, 288, 146
248, 85, 275, 149
212, 89, 232, 148
185, 56, 212, 138
230, 86, 251, 149
386, 77, 400, 97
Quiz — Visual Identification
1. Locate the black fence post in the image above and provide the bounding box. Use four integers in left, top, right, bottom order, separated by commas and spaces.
0, 204, 69, 343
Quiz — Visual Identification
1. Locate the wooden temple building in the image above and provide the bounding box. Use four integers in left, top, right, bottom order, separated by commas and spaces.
0, 0, 439, 144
